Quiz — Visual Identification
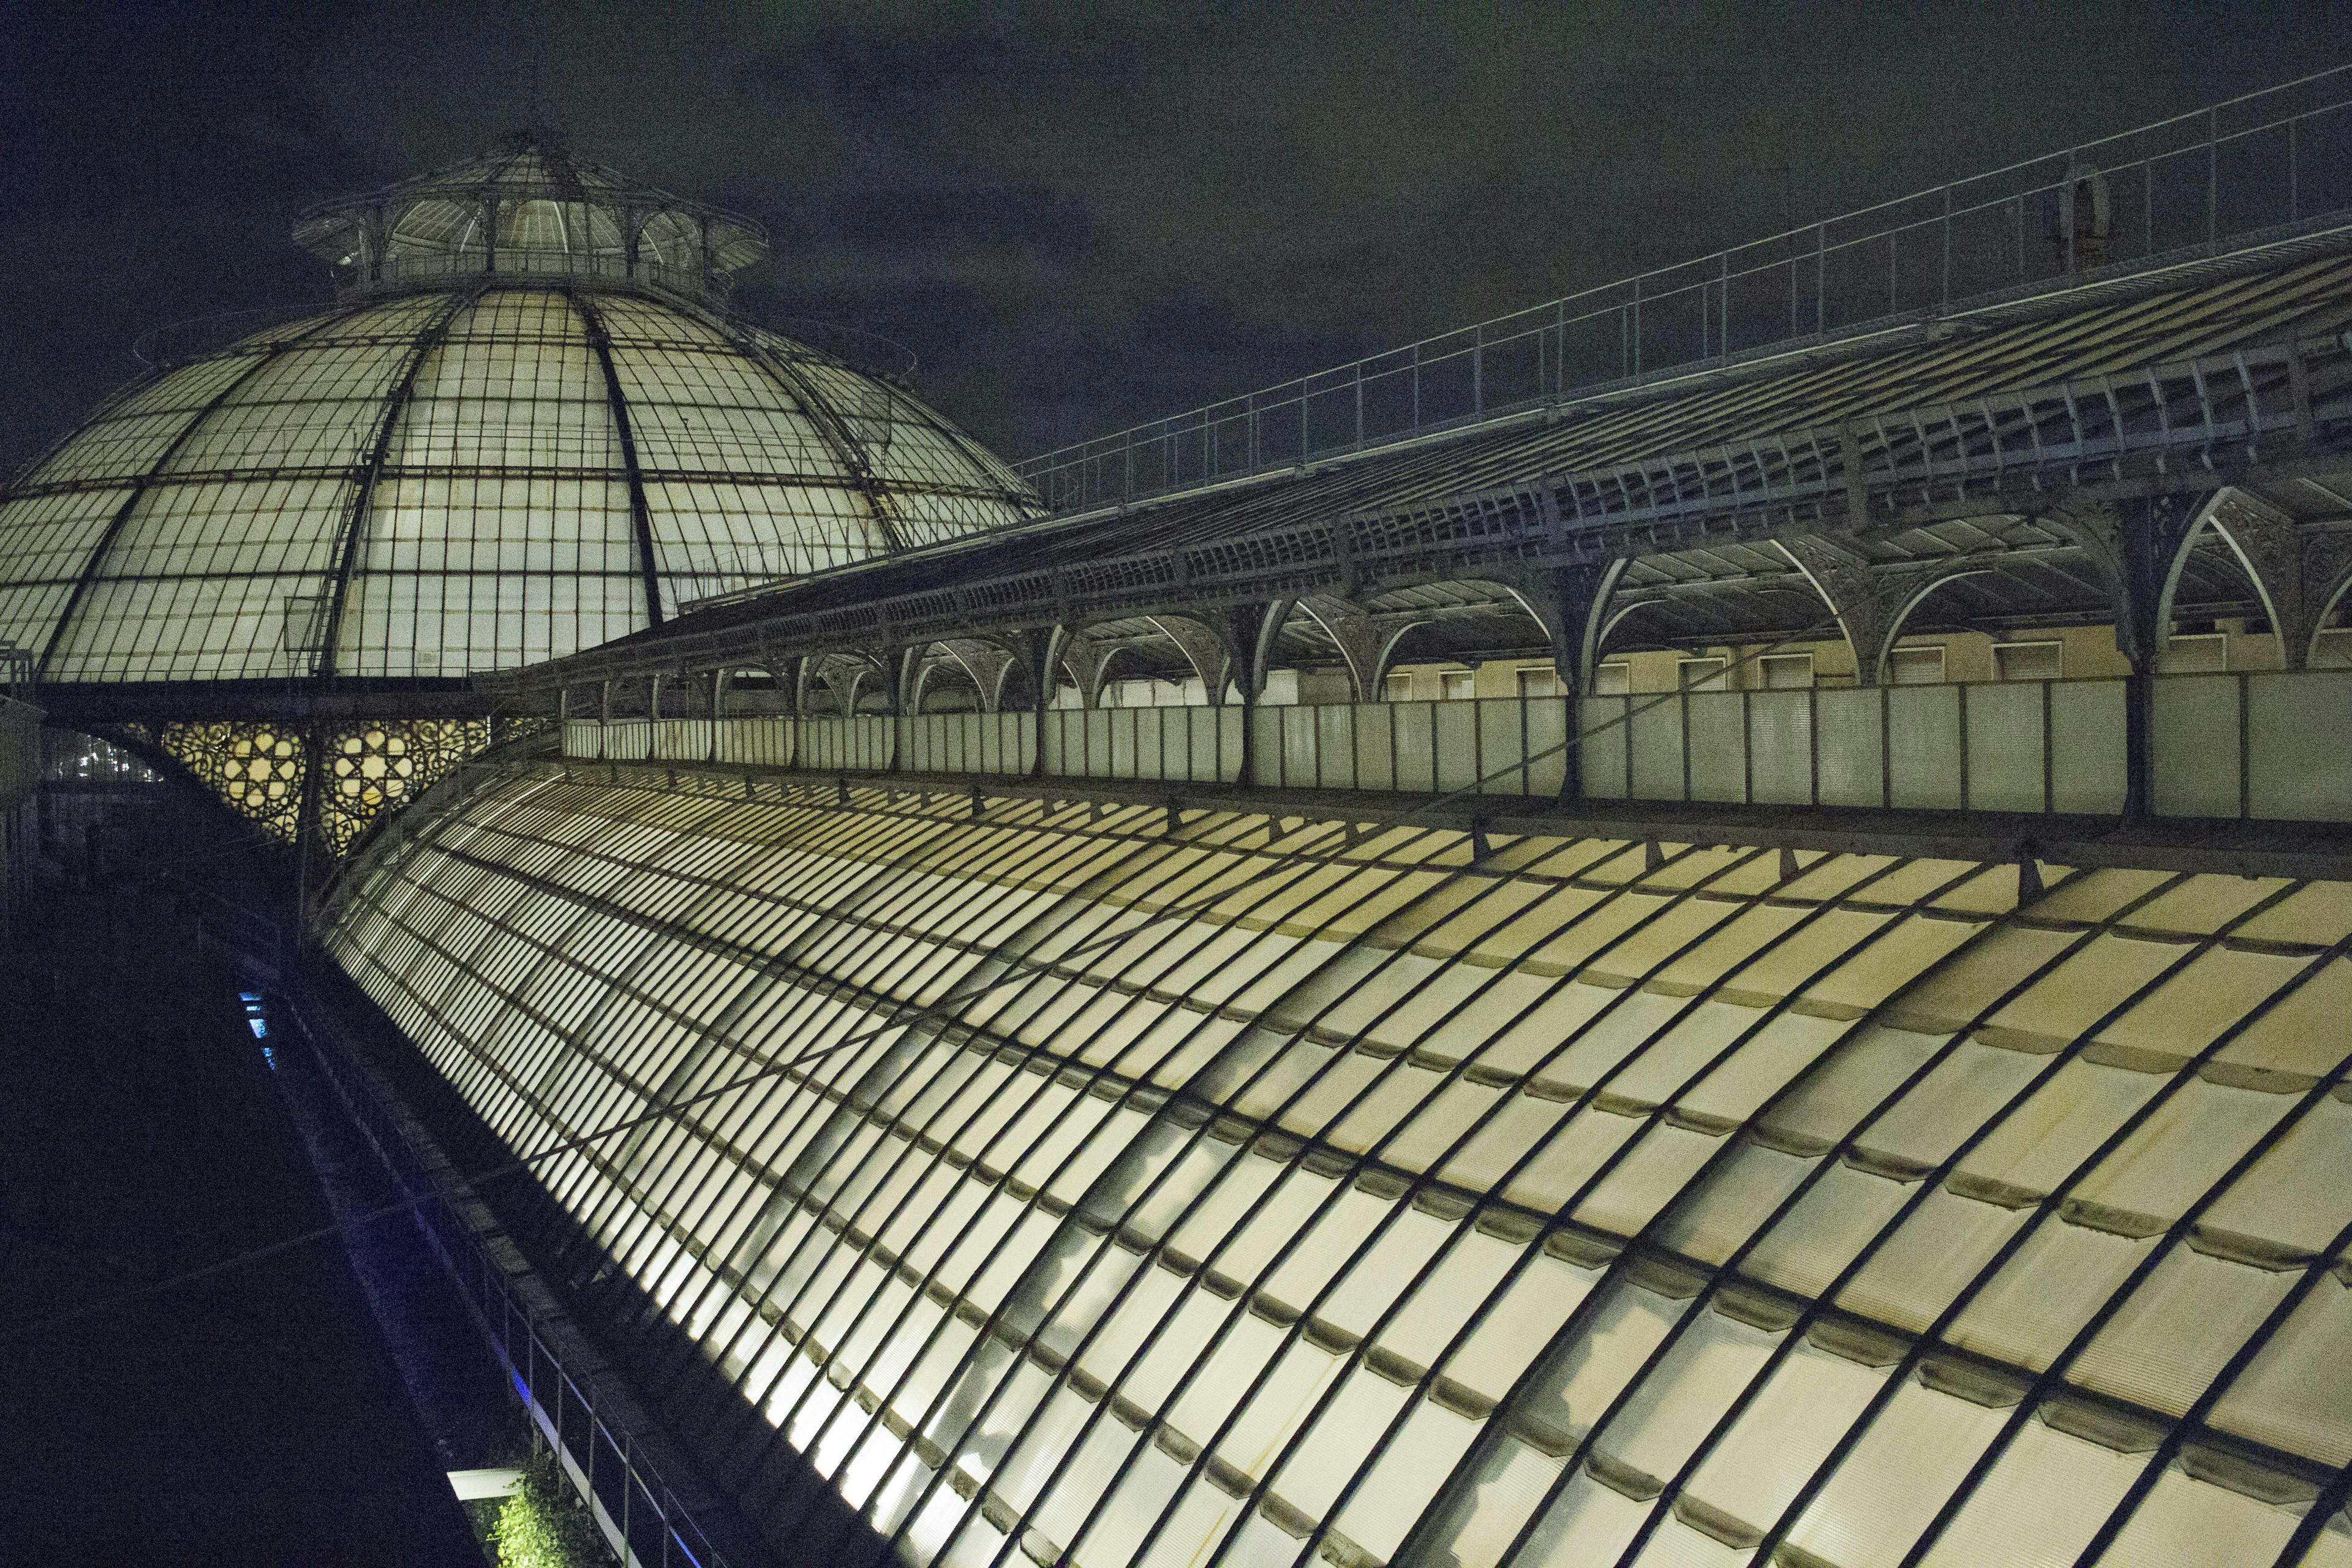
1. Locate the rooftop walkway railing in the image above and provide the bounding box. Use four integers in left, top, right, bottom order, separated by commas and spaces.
282, 978, 747, 1568
1017, 64, 2352, 516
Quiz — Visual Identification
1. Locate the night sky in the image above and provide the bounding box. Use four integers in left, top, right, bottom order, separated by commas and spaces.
6, 1, 2350, 478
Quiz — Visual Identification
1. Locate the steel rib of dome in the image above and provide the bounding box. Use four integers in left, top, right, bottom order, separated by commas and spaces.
320, 761, 2352, 1568
0, 285, 1039, 687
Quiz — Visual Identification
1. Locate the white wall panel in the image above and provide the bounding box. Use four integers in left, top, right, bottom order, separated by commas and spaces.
1478, 699, 1530, 796
1964, 682, 2046, 812
1580, 697, 1630, 800
1434, 701, 1480, 794
652, 718, 712, 762
2050, 680, 2127, 815
1814, 689, 1886, 809
1686, 692, 1748, 804
1354, 704, 1397, 794
1393, 703, 1439, 795
803, 715, 894, 774
1317, 704, 1358, 793
2152, 674, 2242, 819
604, 718, 654, 761
1627, 694, 1687, 802
1887, 685, 1963, 809
1522, 698, 1569, 799
2246, 671, 2352, 823
1108, 707, 1139, 779
1249, 706, 1284, 789
1747, 690, 1814, 807
716, 716, 791, 768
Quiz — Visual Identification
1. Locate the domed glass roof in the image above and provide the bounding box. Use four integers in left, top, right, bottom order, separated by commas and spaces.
0, 143, 1044, 690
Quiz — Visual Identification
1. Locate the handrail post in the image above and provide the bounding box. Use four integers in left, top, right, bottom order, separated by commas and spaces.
1815, 223, 1826, 335
1941, 183, 1953, 309
2065, 154, 2077, 279
1632, 276, 1643, 376
1555, 298, 1566, 402
1719, 249, 1730, 362
2207, 105, 2219, 247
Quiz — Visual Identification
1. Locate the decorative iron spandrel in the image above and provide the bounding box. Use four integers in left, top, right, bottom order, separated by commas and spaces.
316, 718, 491, 854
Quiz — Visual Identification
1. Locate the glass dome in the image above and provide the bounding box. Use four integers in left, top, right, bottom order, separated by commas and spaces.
0, 140, 1045, 691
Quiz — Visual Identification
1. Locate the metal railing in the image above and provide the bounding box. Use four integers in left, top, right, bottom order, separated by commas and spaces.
1017, 64, 2352, 516
282, 984, 740, 1568
345, 249, 722, 303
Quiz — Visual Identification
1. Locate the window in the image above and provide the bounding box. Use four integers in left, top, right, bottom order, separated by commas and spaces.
1593, 661, 1632, 696
1678, 657, 1730, 692
2315, 628, 2352, 669
1994, 640, 2064, 681
1887, 645, 1946, 685
1759, 652, 1815, 690
1384, 671, 1415, 703
1441, 670, 1476, 701
1516, 666, 1566, 699
2159, 632, 2227, 673
281, 594, 328, 653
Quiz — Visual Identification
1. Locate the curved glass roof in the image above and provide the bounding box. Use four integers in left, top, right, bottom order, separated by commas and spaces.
323, 763, 2352, 1568
0, 285, 1042, 685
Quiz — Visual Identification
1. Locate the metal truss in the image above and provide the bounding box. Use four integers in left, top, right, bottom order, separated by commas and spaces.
491, 326, 2352, 703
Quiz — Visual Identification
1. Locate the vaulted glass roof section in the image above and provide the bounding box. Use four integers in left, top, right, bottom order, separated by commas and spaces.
323, 763, 2352, 1568
0, 142, 1044, 688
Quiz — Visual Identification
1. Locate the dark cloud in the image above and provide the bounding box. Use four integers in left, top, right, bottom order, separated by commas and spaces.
4, 0, 2350, 474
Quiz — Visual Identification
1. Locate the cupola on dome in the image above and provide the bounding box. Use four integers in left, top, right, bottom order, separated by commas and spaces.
0, 134, 1044, 695
290, 132, 771, 302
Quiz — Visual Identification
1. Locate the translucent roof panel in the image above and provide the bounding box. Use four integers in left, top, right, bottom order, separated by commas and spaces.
322, 764, 2352, 1568
0, 286, 1044, 685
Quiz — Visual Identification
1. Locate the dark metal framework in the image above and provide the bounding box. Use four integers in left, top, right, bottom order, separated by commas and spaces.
1016, 66, 2352, 516
499, 249, 2352, 714
496, 250, 2352, 839
320, 758, 2352, 1568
